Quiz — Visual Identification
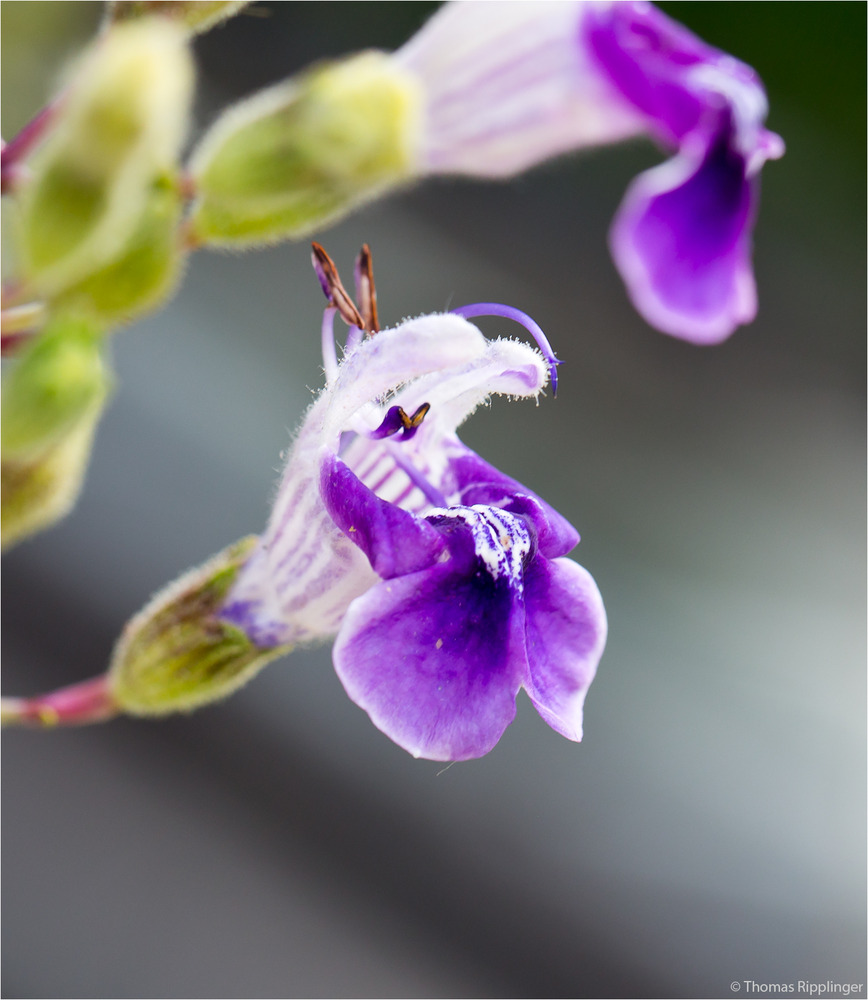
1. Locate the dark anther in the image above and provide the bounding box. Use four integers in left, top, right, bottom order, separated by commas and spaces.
370, 402, 431, 441
311, 242, 364, 329
401, 402, 430, 431
354, 244, 380, 334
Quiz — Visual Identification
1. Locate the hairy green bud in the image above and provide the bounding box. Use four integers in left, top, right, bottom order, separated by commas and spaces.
1, 316, 110, 461
109, 537, 290, 715
1, 404, 103, 549
51, 175, 185, 325
107, 1, 251, 33
188, 51, 422, 247
16, 19, 193, 299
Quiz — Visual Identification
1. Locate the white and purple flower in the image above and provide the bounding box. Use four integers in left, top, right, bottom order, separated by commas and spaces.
395, 0, 784, 344
220, 246, 606, 761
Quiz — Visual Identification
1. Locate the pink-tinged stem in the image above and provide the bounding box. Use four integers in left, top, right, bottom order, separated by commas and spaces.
1, 331, 34, 356
1, 98, 63, 192
1, 301, 46, 353
1, 675, 120, 728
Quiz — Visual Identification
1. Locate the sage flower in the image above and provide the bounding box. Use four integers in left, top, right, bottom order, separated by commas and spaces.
396, 0, 784, 343
1, 247, 606, 754
221, 247, 606, 760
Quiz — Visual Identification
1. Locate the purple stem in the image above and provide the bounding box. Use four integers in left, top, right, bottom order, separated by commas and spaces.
451, 302, 561, 396
1, 98, 63, 192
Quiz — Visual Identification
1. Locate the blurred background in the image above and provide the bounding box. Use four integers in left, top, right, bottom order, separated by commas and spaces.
2, 3, 864, 998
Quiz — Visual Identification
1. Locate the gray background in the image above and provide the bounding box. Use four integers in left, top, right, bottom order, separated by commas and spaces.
3, 3, 865, 998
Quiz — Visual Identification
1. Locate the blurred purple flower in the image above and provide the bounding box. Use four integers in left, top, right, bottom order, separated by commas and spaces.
221, 251, 606, 760
395, 0, 784, 344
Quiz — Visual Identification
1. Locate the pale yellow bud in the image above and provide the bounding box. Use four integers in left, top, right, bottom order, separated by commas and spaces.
188, 51, 422, 247
17, 19, 194, 298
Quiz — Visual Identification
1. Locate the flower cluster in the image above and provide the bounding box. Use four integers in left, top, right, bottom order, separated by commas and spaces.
2, 2, 783, 762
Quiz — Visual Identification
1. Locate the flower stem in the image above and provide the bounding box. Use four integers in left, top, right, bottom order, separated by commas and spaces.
1, 97, 64, 192
1, 675, 119, 728
1, 302, 47, 354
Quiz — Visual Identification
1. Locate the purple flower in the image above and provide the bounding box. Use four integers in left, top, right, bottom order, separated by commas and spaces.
395, 1, 784, 344
221, 248, 606, 760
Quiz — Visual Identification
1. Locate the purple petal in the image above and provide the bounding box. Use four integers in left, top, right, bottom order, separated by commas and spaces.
610, 129, 757, 343
368, 404, 412, 440
443, 443, 580, 558
584, 1, 716, 147
522, 556, 607, 743
333, 557, 527, 761
368, 403, 430, 441
585, 1, 783, 343
320, 453, 446, 580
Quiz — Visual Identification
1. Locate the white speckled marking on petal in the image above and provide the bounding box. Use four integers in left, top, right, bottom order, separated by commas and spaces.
426, 505, 531, 591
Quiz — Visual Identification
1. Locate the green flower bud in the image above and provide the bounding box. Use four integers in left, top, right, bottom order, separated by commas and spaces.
16, 19, 193, 299
51, 174, 185, 325
188, 51, 422, 247
109, 537, 290, 715
1, 316, 110, 461
107, 1, 251, 33
1, 403, 103, 549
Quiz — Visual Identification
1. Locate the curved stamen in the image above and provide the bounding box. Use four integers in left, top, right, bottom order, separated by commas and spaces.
321, 306, 339, 384
450, 302, 561, 396
369, 405, 409, 440
369, 403, 431, 441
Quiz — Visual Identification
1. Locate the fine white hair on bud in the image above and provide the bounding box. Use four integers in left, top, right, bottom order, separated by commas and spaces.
17, 18, 194, 300
187, 51, 422, 247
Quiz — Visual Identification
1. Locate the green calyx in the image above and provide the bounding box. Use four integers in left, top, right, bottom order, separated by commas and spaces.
15, 19, 193, 302
1, 316, 110, 461
1, 405, 103, 550
107, 1, 251, 34
109, 537, 290, 715
0, 315, 110, 549
189, 51, 422, 247
51, 175, 186, 326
